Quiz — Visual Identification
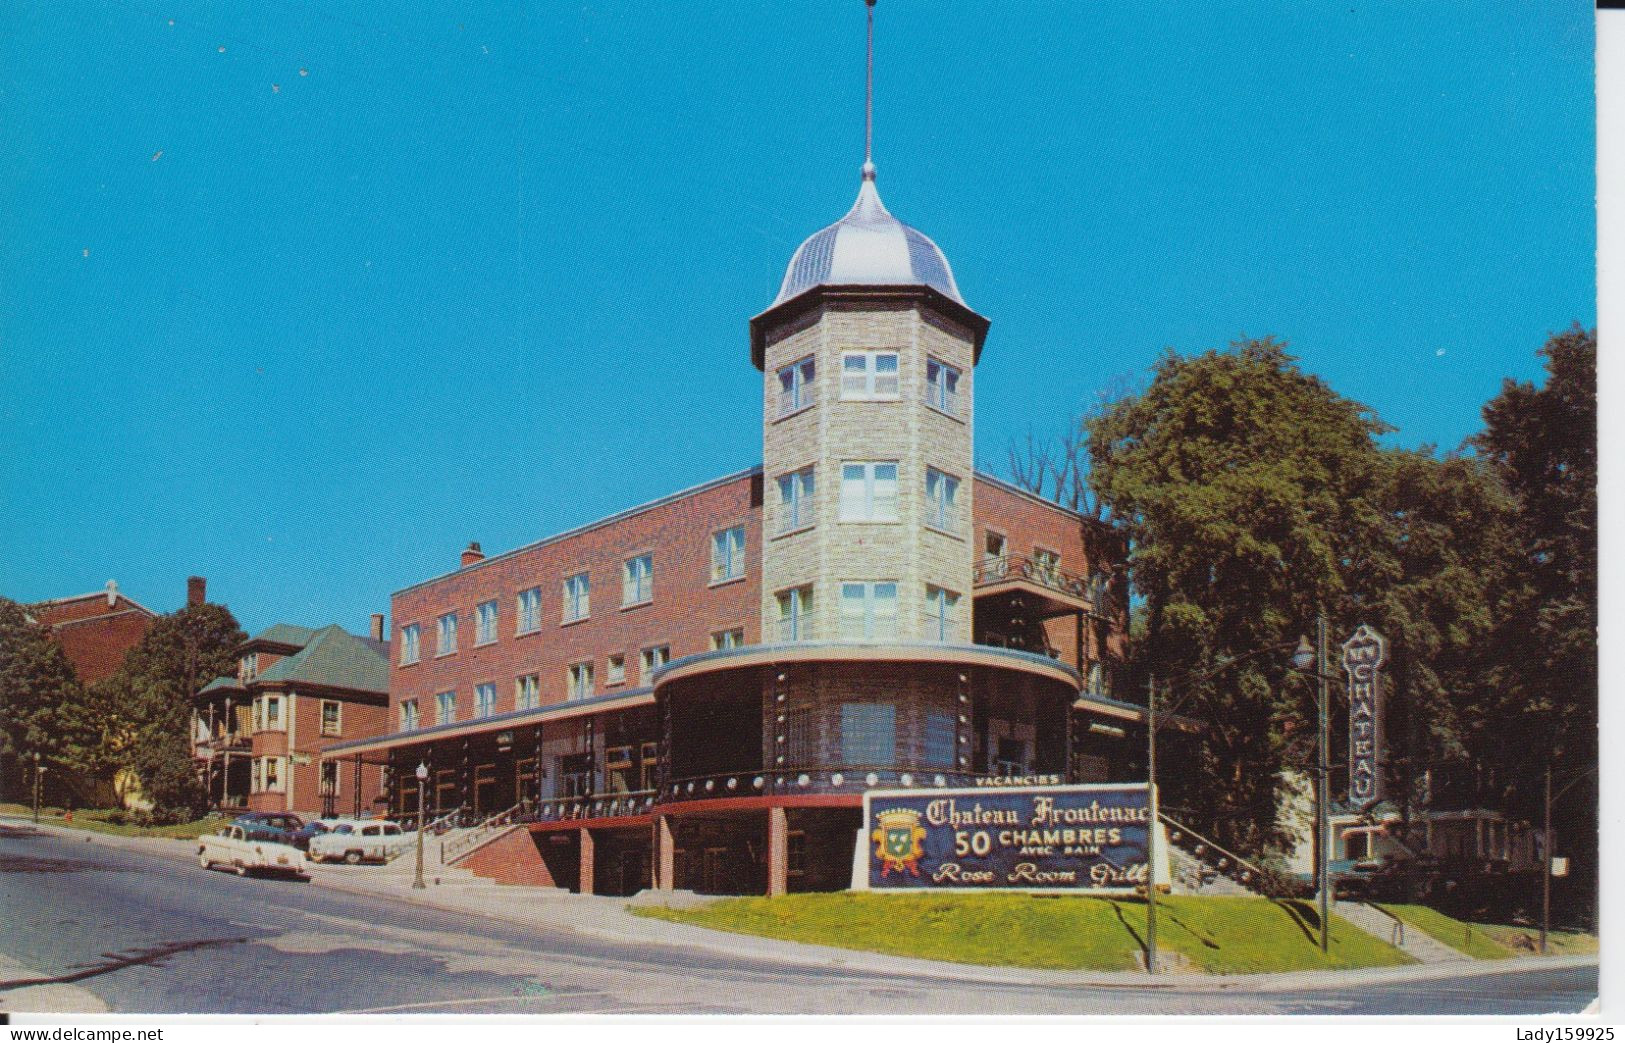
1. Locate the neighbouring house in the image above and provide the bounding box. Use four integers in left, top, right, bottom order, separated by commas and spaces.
25, 578, 200, 687
194, 617, 390, 818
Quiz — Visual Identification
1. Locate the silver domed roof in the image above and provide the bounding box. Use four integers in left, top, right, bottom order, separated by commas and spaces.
772, 168, 964, 308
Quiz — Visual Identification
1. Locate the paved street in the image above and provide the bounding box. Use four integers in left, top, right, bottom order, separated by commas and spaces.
0, 823, 1597, 1015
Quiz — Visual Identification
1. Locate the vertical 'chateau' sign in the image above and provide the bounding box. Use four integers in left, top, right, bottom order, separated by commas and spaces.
1341, 624, 1388, 803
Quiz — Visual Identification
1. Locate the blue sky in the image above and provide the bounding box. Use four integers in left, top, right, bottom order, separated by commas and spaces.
0, 2, 1595, 634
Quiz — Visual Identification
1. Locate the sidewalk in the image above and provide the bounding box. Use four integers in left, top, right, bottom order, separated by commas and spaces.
5, 815, 1597, 993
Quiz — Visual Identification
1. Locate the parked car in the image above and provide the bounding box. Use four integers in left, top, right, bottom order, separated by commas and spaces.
287, 820, 335, 852
198, 823, 308, 878
307, 819, 411, 865
231, 811, 306, 844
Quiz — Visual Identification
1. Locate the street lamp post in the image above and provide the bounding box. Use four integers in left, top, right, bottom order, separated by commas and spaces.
1145, 674, 1159, 975
1292, 613, 1332, 955
413, 761, 429, 890
32, 752, 44, 825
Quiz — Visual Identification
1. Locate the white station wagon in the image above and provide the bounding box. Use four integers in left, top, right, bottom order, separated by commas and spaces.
198, 824, 308, 878
307, 819, 410, 865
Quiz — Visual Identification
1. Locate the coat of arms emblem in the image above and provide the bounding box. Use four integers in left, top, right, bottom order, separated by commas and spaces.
871, 807, 927, 877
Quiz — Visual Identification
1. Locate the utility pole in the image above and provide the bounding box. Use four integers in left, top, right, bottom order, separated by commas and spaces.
1541, 763, 1552, 956
1145, 673, 1158, 975
1316, 611, 1331, 954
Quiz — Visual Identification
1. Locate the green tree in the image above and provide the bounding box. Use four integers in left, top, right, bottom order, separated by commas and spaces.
0, 598, 89, 803
96, 601, 245, 818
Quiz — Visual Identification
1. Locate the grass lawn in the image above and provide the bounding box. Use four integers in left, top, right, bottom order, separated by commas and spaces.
633, 893, 1415, 974
1374, 903, 1514, 960
1, 804, 228, 841
1471, 922, 1599, 957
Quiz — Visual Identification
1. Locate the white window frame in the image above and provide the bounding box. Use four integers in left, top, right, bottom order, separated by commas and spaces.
839, 581, 899, 640
516, 587, 542, 634
320, 699, 343, 737
436, 612, 458, 656
475, 682, 497, 718
515, 673, 540, 711
925, 468, 961, 533
400, 698, 419, 732
563, 572, 590, 622
925, 585, 960, 642
925, 357, 962, 416
777, 355, 818, 416
711, 525, 747, 583
475, 600, 498, 646
436, 690, 456, 726
399, 624, 420, 665
839, 461, 899, 522
711, 628, 746, 651
568, 662, 594, 701
776, 585, 814, 642
622, 554, 653, 607
840, 350, 900, 400
640, 644, 670, 680
606, 654, 626, 686
263, 755, 284, 793
777, 466, 816, 534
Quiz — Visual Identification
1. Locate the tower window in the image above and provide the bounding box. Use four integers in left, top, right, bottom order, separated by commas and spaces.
777, 356, 817, 416
777, 466, 816, 533
840, 462, 898, 522
926, 358, 961, 416
563, 572, 590, 622
839, 581, 898, 640
776, 585, 814, 642
622, 554, 653, 607
924, 468, 960, 532
925, 585, 960, 642
841, 351, 900, 400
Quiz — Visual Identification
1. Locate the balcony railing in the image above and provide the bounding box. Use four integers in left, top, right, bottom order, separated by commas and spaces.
974, 553, 1108, 616
516, 790, 659, 824
660, 767, 1001, 803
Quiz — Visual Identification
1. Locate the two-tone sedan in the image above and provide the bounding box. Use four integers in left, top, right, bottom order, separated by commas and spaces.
197, 823, 308, 878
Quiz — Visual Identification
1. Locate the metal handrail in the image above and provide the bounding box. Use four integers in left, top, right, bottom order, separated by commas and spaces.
973, 553, 1108, 615
1159, 812, 1279, 896
442, 802, 527, 864
518, 790, 659, 824
660, 767, 1002, 803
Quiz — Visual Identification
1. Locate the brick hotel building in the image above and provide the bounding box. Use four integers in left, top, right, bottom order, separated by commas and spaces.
321, 152, 1146, 896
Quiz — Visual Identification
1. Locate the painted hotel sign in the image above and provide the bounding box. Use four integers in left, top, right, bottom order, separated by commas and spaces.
863, 783, 1151, 893
1341, 624, 1388, 804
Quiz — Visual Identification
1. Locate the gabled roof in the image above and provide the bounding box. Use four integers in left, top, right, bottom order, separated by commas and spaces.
28, 588, 158, 619
253, 624, 388, 695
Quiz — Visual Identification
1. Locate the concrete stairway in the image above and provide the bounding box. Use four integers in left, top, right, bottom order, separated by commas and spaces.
1335, 900, 1470, 963
1168, 844, 1255, 896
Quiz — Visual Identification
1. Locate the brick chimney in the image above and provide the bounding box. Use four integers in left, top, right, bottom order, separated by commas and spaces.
460, 542, 485, 568
187, 576, 206, 606
371, 613, 385, 642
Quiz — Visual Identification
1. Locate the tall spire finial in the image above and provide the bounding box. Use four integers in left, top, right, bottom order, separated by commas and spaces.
862, 0, 877, 181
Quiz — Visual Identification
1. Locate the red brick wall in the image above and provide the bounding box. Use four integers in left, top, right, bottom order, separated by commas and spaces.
390, 473, 763, 726
464, 826, 558, 886
31, 594, 148, 627
43, 611, 153, 686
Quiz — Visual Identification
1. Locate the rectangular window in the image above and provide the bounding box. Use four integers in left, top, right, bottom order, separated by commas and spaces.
516, 587, 542, 633
475, 600, 498, 645
640, 645, 670, 680
777, 467, 816, 533
925, 358, 962, 415
839, 581, 898, 640
839, 462, 898, 522
710, 628, 746, 651
777, 356, 818, 416
399, 624, 420, 665
776, 585, 814, 642
400, 698, 419, 732
711, 525, 747, 582
568, 662, 594, 701
840, 350, 900, 400
320, 760, 339, 797
925, 585, 961, 642
436, 690, 456, 725
436, 612, 458, 656
264, 756, 283, 792
925, 710, 956, 767
983, 531, 1009, 574
254, 694, 283, 732
475, 682, 497, 718
240, 654, 257, 682
607, 654, 626, 686
622, 554, 653, 606
840, 703, 896, 766
515, 673, 540, 711
252, 758, 263, 793
320, 699, 342, 737
924, 468, 960, 533
563, 572, 590, 622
